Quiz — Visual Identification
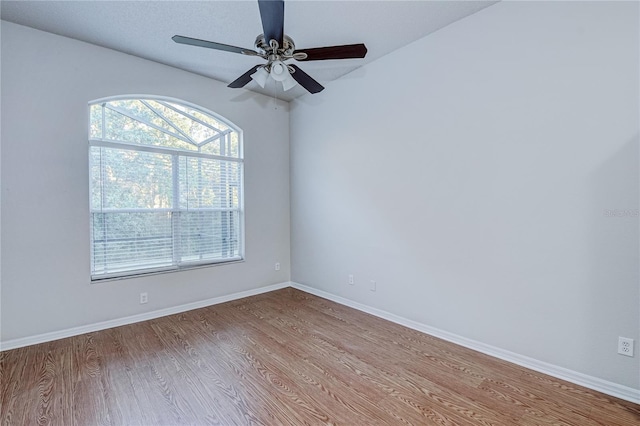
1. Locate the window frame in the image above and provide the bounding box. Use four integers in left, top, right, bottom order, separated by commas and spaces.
88, 95, 245, 282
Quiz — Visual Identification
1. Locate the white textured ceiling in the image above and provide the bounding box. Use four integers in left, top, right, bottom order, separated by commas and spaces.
1, 0, 497, 101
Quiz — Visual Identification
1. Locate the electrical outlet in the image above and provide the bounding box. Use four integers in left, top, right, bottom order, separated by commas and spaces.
370, 280, 376, 292
139, 292, 148, 304
275, 262, 280, 271
618, 337, 634, 357
348, 274, 354, 285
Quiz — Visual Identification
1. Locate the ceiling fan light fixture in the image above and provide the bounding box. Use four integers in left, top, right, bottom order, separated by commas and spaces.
269, 60, 289, 82
251, 66, 270, 88
281, 72, 298, 91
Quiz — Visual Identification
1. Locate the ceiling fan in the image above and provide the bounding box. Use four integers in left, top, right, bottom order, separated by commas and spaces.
172, 0, 367, 94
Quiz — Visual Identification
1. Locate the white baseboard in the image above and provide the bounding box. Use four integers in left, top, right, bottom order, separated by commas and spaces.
290, 282, 640, 405
0, 282, 290, 352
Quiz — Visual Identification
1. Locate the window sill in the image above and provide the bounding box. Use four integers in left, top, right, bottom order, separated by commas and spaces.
90, 257, 245, 283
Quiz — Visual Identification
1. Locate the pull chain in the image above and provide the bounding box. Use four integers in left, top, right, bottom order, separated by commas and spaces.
272, 80, 279, 110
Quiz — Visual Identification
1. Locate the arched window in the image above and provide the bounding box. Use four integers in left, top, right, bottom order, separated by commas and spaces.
88, 97, 243, 280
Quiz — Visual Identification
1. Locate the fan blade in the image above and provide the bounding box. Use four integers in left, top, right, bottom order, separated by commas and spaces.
258, 0, 284, 48
295, 43, 368, 61
228, 65, 261, 88
172, 35, 258, 56
289, 65, 324, 94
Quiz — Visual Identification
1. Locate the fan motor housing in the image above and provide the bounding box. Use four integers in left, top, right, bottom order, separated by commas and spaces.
255, 34, 295, 56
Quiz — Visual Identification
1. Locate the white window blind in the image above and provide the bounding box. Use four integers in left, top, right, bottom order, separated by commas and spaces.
89, 98, 243, 280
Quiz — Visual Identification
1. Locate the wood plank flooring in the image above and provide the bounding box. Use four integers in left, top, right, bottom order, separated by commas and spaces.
1, 287, 638, 425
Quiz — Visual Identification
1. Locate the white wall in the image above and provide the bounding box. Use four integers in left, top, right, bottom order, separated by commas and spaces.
1, 22, 290, 342
290, 1, 639, 390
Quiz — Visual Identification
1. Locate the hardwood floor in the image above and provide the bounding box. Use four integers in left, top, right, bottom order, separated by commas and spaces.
1, 288, 638, 425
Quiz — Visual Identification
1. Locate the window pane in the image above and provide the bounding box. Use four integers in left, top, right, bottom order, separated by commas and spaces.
89, 104, 102, 139
89, 146, 103, 209
179, 157, 240, 209
198, 136, 222, 156
103, 106, 196, 152
91, 212, 173, 275
229, 132, 240, 158
92, 99, 240, 156
97, 147, 173, 210
199, 132, 240, 158
179, 210, 240, 263
145, 100, 220, 145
